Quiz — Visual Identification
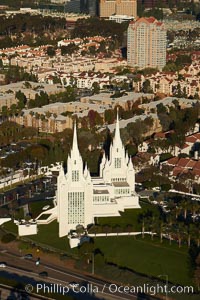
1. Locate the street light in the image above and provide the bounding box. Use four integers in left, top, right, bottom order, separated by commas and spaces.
158, 274, 168, 300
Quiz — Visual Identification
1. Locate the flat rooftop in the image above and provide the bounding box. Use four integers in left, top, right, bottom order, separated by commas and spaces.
112, 182, 129, 187
93, 189, 109, 194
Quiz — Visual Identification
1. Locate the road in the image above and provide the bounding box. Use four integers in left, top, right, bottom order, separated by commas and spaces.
0, 249, 138, 300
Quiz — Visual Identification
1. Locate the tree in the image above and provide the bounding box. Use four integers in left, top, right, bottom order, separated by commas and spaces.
92, 82, 100, 94
113, 224, 121, 235
15, 90, 27, 109
46, 47, 56, 57
104, 109, 115, 124
156, 103, 167, 114
89, 46, 96, 56
102, 224, 112, 236
127, 120, 145, 146
176, 54, 192, 66
176, 223, 185, 248
180, 199, 189, 219
1, 233, 16, 243
88, 110, 103, 128
60, 43, 79, 55
126, 144, 137, 157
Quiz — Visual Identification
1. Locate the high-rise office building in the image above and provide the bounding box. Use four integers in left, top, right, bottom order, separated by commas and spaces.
64, 0, 81, 13
80, 0, 98, 16
64, 0, 98, 15
99, 0, 137, 18
127, 17, 166, 70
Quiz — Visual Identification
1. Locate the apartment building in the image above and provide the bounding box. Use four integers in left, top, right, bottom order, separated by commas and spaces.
99, 0, 137, 18
127, 17, 166, 70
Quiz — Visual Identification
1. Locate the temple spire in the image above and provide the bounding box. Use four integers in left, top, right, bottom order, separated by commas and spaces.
72, 120, 79, 153
114, 107, 121, 144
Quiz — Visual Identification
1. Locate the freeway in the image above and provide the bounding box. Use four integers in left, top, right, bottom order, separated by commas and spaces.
0, 249, 138, 300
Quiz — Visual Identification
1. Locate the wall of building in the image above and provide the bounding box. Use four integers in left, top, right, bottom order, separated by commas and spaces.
99, 0, 137, 18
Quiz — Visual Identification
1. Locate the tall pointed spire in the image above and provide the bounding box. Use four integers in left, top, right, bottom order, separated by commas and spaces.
114, 107, 120, 140
72, 120, 79, 153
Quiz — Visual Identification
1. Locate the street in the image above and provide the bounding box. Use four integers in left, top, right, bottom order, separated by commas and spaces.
0, 249, 138, 300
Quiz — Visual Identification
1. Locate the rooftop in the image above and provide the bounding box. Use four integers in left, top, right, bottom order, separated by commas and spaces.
112, 182, 129, 187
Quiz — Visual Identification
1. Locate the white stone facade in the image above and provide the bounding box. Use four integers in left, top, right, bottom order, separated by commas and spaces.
57, 113, 140, 237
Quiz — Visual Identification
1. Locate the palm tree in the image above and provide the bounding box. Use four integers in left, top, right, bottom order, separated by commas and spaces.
102, 224, 111, 237
186, 224, 196, 248
113, 224, 121, 236
10, 104, 18, 120
181, 199, 189, 219
166, 223, 174, 245
194, 224, 200, 247
177, 223, 185, 248
126, 224, 133, 235
138, 213, 146, 238
29, 111, 34, 127
157, 220, 166, 243
35, 112, 40, 129
191, 202, 200, 217
146, 216, 156, 240
53, 113, 57, 133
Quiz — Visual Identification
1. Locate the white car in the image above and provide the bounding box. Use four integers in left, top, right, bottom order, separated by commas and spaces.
0, 263, 7, 268
152, 187, 161, 191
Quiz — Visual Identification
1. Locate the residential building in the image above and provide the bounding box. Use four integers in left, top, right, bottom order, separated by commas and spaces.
127, 17, 166, 70
99, 0, 137, 18
80, 91, 154, 110
109, 14, 134, 23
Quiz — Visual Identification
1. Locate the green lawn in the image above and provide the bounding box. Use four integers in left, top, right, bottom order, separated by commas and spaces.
29, 199, 54, 218
96, 201, 159, 231
94, 236, 191, 286
2, 219, 18, 234
2, 220, 77, 257
1, 213, 193, 288
24, 221, 78, 256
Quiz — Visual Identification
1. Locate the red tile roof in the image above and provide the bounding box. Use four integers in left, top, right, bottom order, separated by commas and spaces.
167, 157, 179, 166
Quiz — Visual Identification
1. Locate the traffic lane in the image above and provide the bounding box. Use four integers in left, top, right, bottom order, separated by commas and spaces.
0, 253, 137, 300
1, 266, 136, 300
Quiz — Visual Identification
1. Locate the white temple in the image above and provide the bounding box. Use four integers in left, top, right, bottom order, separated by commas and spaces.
57, 113, 140, 237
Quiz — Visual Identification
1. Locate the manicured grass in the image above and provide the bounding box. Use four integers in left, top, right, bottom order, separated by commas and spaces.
94, 235, 191, 286
37, 213, 51, 220
14, 207, 24, 219
96, 201, 160, 231
2, 215, 193, 288
25, 221, 77, 256
29, 199, 54, 218
2, 220, 18, 234
2, 220, 77, 257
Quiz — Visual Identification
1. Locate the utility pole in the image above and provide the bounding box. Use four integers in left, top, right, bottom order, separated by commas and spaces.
92, 252, 94, 275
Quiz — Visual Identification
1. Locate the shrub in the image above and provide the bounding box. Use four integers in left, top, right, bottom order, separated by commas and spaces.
161, 183, 171, 191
